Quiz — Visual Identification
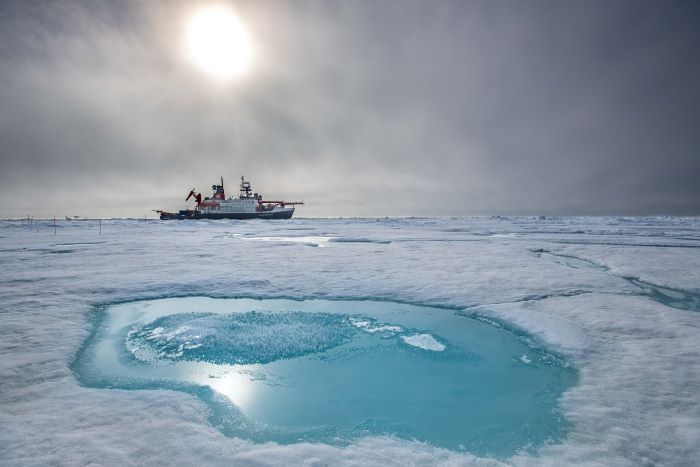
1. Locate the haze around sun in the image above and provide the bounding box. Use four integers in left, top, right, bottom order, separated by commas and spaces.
184, 5, 252, 81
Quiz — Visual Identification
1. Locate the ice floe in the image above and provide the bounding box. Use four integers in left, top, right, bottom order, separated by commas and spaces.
401, 333, 446, 352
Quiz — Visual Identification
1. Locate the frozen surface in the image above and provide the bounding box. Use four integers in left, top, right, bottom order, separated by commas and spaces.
1, 216, 700, 465
401, 333, 446, 351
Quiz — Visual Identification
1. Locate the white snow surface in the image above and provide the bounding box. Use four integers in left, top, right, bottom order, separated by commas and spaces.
1, 216, 699, 466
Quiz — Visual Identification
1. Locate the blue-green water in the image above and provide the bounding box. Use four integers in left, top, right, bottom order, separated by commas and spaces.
72, 297, 576, 457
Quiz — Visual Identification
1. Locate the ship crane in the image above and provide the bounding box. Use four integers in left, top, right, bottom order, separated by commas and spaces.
185, 189, 202, 204
260, 200, 305, 207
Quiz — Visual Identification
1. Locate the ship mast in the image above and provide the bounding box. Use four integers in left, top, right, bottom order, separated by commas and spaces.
239, 175, 253, 198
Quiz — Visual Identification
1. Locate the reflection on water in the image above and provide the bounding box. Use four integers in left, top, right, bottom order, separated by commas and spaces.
204, 371, 258, 407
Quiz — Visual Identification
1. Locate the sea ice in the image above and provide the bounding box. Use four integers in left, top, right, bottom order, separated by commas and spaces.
401, 333, 445, 351
1, 216, 698, 466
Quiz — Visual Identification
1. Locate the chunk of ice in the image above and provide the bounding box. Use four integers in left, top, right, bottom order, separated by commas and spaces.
401, 333, 446, 351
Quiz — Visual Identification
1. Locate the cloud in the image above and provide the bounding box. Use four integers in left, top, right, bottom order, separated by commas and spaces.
0, 0, 698, 217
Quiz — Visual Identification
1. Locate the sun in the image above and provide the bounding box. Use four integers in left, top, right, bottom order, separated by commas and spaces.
184, 5, 253, 81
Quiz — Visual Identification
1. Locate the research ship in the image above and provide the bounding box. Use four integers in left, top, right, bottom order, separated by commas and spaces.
156, 176, 303, 220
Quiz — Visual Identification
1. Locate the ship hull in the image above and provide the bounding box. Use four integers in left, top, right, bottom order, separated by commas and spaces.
160, 209, 294, 220
199, 210, 294, 220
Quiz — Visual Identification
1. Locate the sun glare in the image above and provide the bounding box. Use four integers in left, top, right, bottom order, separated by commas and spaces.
184, 5, 253, 81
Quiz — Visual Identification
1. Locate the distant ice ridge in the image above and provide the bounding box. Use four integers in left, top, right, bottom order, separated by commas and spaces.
241, 235, 333, 247
239, 235, 391, 247
401, 334, 445, 352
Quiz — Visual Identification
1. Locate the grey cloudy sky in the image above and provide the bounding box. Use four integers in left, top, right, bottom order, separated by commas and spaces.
0, 0, 698, 217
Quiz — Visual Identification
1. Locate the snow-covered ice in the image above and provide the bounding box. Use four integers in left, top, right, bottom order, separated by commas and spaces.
1, 216, 699, 465
401, 333, 445, 352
